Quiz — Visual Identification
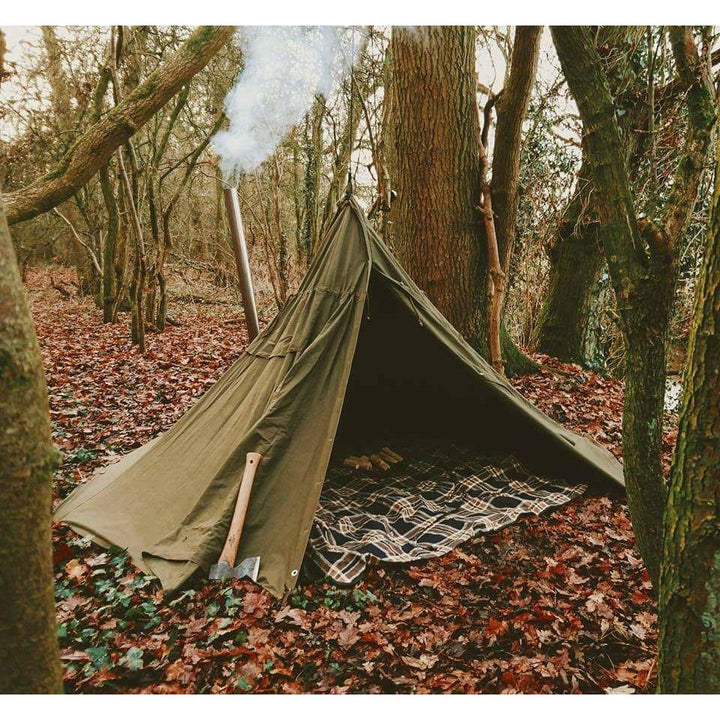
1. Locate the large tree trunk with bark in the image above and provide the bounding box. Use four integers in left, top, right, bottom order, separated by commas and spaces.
3, 26, 235, 226
551, 26, 716, 586
388, 26, 538, 375
0, 189, 63, 693
658, 139, 720, 694
387, 26, 484, 345
534, 159, 604, 362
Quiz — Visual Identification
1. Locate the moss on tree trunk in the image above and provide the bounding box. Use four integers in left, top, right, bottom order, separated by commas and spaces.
534, 160, 604, 364
535, 30, 657, 369
658, 144, 720, 693
0, 192, 63, 693
551, 26, 716, 587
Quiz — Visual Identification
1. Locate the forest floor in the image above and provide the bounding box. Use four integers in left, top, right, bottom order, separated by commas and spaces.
29, 266, 676, 694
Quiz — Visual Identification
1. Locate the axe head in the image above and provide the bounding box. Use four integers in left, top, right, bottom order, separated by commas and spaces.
233, 556, 260, 582
208, 560, 234, 580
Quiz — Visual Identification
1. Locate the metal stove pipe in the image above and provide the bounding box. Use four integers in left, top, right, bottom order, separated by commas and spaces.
223, 186, 260, 341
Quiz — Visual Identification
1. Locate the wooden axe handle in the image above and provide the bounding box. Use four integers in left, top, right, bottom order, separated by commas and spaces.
217, 452, 262, 567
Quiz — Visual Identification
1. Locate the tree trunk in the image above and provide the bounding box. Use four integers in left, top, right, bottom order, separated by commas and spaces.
375, 45, 394, 239
145, 177, 162, 327
157, 199, 173, 331
367, 45, 394, 238
535, 29, 648, 368
320, 39, 371, 238
301, 96, 325, 262
292, 137, 304, 263
0, 190, 63, 693
100, 165, 119, 323
387, 26, 484, 346
658, 138, 720, 694
272, 153, 288, 305
622, 297, 671, 585
491, 27, 541, 276
214, 166, 226, 274
109, 190, 131, 323
90, 62, 119, 323
3, 26, 236, 226
388, 26, 537, 375
551, 26, 716, 587
534, 159, 604, 362
478, 94, 505, 374
118, 149, 146, 352
489, 26, 541, 375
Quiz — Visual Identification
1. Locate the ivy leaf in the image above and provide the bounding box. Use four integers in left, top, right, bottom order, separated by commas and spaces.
120, 647, 144, 671
206, 602, 221, 618
139, 601, 157, 616
86, 646, 111, 669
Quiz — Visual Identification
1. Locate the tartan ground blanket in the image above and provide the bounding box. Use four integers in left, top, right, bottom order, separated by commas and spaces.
308, 444, 587, 584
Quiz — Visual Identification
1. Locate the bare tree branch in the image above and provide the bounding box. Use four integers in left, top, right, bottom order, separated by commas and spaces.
3, 26, 236, 225
52, 208, 102, 276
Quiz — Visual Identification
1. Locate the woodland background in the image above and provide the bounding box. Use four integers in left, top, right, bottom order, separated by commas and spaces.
0, 25, 719, 694
2, 27, 705, 373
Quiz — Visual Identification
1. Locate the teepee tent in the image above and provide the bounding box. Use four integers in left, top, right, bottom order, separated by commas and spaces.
55, 195, 624, 598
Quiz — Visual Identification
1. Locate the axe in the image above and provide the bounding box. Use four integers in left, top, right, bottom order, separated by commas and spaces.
209, 452, 262, 582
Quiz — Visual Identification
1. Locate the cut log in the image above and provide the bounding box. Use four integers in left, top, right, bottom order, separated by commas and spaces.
381, 447, 403, 463
378, 448, 401, 464
370, 454, 390, 471
342, 457, 362, 470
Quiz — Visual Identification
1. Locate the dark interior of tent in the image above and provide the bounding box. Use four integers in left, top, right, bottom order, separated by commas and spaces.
336, 271, 500, 450
333, 270, 594, 484
307, 270, 595, 583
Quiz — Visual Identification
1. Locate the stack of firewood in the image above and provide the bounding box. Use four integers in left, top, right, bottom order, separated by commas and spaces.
342, 447, 403, 472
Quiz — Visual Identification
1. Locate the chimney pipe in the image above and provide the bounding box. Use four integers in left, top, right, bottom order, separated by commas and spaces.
224, 186, 260, 341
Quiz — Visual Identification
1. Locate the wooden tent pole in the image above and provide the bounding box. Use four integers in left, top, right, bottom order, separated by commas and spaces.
224, 186, 260, 340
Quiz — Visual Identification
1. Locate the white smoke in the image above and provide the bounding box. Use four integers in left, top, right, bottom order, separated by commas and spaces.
214, 26, 362, 180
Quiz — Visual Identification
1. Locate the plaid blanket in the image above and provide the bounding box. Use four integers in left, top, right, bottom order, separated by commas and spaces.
309, 445, 586, 584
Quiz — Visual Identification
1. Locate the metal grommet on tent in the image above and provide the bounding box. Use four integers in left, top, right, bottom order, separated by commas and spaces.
290, 569, 298, 577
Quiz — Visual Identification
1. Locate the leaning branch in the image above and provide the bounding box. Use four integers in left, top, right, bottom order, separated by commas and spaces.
491, 26, 541, 268
3, 26, 236, 225
477, 94, 505, 375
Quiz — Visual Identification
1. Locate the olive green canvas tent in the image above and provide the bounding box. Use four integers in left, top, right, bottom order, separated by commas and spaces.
55, 195, 624, 598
